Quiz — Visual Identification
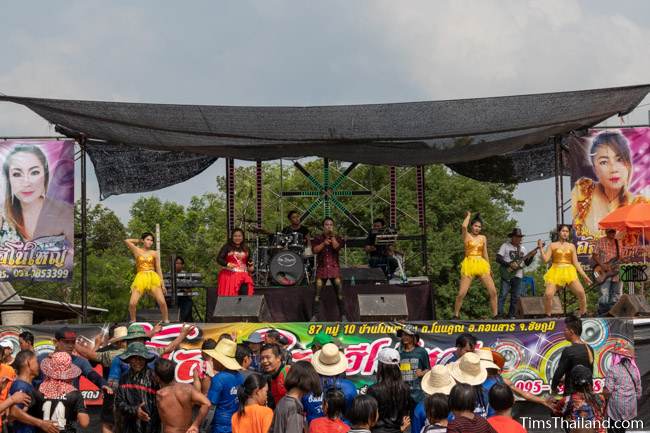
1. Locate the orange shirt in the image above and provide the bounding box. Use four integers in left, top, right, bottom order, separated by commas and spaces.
488, 415, 527, 433
0, 363, 16, 427
309, 417, 350, 433
0, 364, 16, 401
231, 404, 274, 433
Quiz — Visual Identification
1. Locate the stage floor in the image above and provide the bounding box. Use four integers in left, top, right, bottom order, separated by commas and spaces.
206, 281, 433, 322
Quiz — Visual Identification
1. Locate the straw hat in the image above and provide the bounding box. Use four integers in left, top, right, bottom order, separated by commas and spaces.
449, 352, 487, 386
421, 364, 456, 395
312, 343, 348, 376
41, 352, 82, 381
477, 348, 500, 370
203, 339, 242, 371
108, 326, 128, 344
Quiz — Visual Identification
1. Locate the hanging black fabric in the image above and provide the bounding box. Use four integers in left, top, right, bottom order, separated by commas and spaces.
1, 84, 648, 197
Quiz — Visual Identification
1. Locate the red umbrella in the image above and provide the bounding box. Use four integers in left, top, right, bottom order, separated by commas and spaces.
598, 202, 650, 231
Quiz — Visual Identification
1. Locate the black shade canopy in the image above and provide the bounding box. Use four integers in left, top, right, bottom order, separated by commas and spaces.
2, 84, 648, 198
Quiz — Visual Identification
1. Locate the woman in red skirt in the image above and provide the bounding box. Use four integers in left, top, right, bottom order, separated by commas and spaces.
216, 228, 255, 296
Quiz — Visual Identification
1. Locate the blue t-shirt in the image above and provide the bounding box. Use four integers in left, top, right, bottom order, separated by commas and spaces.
9, 379, 43, 433
302, 377, 357, 425
207, 370, 244, 433
481, 375, 503, 417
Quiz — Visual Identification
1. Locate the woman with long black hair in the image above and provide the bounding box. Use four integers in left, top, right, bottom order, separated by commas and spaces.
367, 348, 413, 433
216, 228, 255, 296
231, 374, 273, 433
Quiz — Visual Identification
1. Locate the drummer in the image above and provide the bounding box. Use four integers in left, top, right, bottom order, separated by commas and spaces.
282, 210, 311, 245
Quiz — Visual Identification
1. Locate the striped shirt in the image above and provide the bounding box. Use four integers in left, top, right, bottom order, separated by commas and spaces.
605, 360, 642, 420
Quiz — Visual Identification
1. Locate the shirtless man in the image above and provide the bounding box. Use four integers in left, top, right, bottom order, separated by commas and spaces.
155, 358, 211, 433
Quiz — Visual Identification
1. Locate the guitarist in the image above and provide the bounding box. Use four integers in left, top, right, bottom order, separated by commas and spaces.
496, 228, 539, 318
592, 228, 621, 315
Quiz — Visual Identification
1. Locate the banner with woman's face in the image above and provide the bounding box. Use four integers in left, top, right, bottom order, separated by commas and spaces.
0, 140, 74, 281
569, 127, 650, 265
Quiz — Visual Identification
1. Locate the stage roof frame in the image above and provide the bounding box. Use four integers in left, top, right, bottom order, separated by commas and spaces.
1, 84, 649, 198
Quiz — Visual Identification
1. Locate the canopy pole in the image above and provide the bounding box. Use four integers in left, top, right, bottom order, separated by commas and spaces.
79, 137, 88, 323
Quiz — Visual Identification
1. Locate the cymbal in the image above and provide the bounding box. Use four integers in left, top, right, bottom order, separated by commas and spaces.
247, 225, 271, 235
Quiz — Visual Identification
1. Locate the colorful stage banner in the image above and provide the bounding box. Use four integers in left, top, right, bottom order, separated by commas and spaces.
569, 128, 650, 266
0, 318, 633, 404
0, 140, 74, 281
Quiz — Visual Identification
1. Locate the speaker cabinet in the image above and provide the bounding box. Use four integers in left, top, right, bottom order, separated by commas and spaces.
212, 295, 270, 322
608, 294, 650, 317
517, 296, 563, 318
358, 294, 408, 321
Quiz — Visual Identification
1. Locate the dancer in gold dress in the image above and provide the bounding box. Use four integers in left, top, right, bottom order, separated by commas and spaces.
453, 211, 498, 319
538, 224, 591, 317
125, 232, 169, 323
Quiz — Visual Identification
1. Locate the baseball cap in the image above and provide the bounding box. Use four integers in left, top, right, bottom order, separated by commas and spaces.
396, 324, 420, 342
0, 341, 12, 349
377, 347, 400, 365
54, 327, 77, 341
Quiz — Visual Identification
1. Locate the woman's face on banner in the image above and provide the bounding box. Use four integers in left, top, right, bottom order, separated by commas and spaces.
592, 144, 630, 193
8, 151, 46, 204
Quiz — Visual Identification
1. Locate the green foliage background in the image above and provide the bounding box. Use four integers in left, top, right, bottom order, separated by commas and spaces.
13, 161, 598, 322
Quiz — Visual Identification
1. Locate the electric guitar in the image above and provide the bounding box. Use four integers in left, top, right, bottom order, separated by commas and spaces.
593, 258, 620, 284
499, 249, 538, 280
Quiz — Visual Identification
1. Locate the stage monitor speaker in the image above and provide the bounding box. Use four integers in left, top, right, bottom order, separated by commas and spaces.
341, 267, 386, 283
358, 294, 408, 321
212, 295, 270, 322
608, 294, 650, 317
136, 307, 179, 323
517, 296, 563, 318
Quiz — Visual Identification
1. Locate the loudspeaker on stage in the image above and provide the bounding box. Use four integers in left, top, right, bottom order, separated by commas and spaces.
358, 294, 408, 321
212, 295, 271, 322
517, 296, 563, 318
608, 294, 650, 317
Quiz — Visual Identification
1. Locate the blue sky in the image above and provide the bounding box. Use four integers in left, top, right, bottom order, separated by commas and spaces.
1, 0, 649, 245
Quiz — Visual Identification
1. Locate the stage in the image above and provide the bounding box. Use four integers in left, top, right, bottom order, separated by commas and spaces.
206, 280, 433, 322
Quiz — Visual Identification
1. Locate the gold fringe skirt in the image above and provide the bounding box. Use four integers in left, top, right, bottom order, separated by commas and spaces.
131, 270, 162, 294
460, 256, 490, 277
543, 264, 578, 287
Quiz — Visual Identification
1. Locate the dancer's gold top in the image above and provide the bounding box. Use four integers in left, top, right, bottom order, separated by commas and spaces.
464, 237, 484, 257
135, 254, 156, 272
551, 247, 573, 265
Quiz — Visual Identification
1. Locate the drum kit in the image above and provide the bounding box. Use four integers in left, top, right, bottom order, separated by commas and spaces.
247, 224, 314, 286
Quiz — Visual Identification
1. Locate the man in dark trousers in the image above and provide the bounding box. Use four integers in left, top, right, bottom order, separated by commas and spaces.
551, 314, 594, 395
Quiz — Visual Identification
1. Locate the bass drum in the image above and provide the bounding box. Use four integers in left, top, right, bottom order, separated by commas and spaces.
270, 250, 304, 286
